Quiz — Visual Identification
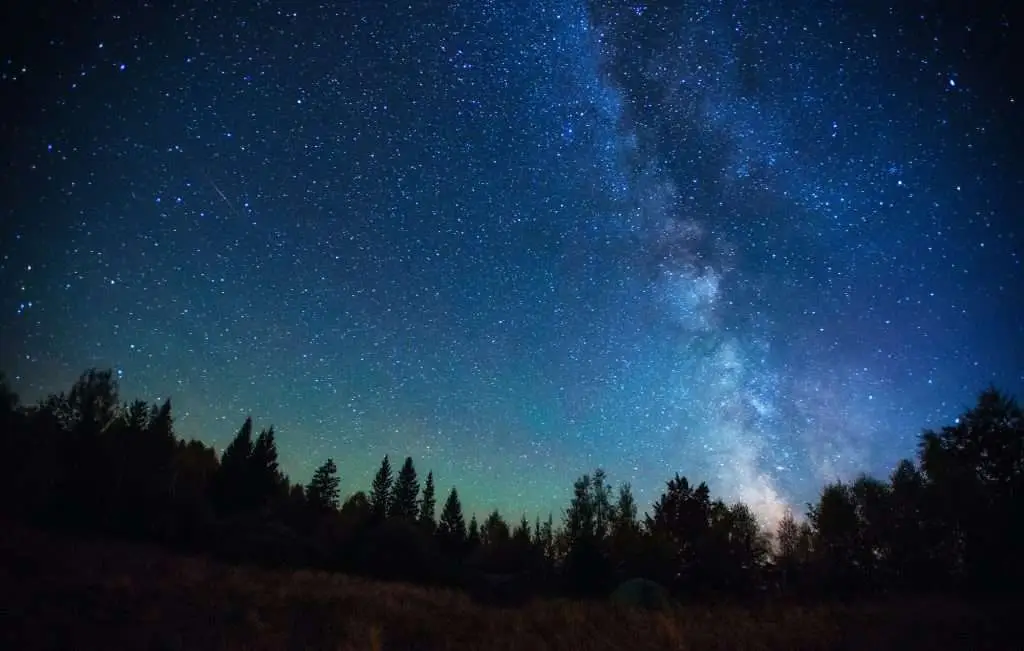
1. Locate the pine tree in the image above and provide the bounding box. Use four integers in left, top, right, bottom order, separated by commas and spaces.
565, 474, 596, 546
250, 426, 283, 509
222, 418, 255, 470
540, 513, 555, 560
513, 515, 531, 545
611, 482, 639, 537
481, 509, 510, 547
592, 468, 613, 539
437, 486, 466, 552
307, 458, 340, 512
369, 455, 393, 520
467, 514, 481, 549
609, 483, 641, 577
390, 456, 420, 520
563, 472, 611, 595
418, 470, 436, 531
213, 417, 254, 513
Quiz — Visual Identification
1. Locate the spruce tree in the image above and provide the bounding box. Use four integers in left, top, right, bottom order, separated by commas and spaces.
390, 456, 420, 520
611, 482, 639, 537
369, 455, 393, 520
437, 486, 466, 551
482, 509, 510, 547
467, 514, 481, 549
513, 515, 531, 545
565, 474, 596, 546
418, 470, 436, 531
307, 458, 340, 512
592, 468, 612, 539
250, 426, 282, 509
213, 417, 254, 513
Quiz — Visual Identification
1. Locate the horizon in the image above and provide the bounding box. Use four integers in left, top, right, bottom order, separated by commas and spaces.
5, 367, 1016, 528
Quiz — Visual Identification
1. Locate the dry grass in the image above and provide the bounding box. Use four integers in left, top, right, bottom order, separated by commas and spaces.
0, 523, 1015, 651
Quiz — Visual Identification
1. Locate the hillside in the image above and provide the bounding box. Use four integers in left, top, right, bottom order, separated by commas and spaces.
0, 522, 1016, 651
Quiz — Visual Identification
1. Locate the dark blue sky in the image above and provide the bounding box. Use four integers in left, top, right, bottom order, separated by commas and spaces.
2, 0, 1021, 524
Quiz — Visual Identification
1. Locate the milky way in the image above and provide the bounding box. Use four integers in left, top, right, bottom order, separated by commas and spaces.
2, 1, 1021, 525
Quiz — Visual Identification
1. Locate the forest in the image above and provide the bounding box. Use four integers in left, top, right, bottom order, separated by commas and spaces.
1, 367, 1022, 608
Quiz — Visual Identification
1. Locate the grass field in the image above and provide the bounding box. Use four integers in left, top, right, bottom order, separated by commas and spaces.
0, 522, 1015, 651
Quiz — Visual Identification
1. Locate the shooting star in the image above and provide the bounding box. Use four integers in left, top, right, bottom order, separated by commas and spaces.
205, 173, 245, 220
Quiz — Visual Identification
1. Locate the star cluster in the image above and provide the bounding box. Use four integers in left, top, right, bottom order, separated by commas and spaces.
2, 0, 1021, 525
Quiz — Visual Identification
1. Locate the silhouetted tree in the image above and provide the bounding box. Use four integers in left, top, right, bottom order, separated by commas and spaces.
775, 508, 813, 593
481, 509, 510, 548
887, 458, 938, 590
8, 366, 1024, 602
918, 387, 1024, 591
212, 417, 255, 515
55, 369, 121, 530
418, 470, 436, 532
111, 398, 176, 538
339, 491, 372, 536
369, 455, 393, 521
808, 481, 861, 594
390, 456, 420, 521
563, 472, 613, 595
467, 514, 481, 551
849, 474, 893, 590
250, 426, 284, 509
307, 458, 340, 512
700, 500, 770, 595
592, 468, 613, 540
645, 474, 712, 596
169, 438, 219, 547
607, 482, 645, 579
437, 486, 467, 554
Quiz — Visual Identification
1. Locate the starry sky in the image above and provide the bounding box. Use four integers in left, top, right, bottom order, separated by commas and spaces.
2, 0, 1022, 526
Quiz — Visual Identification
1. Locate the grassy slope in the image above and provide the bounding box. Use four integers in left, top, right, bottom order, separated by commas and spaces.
0, 522, 1015, 651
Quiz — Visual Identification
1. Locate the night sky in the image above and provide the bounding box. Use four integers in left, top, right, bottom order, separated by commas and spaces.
2, 1, 1021, 526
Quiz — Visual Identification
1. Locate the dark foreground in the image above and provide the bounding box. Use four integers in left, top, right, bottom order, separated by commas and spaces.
0, 523, 1015, 651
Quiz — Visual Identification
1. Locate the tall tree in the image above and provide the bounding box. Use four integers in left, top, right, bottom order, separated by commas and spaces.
850, 474, 894, 589
418, 470, 436, 531
592, 468, 613, 540
918, 387, 1024, 590
701, 500, 770, 594
481, 509, 510, 547
645, 474, 712, 594
512, 515, 532, 546
67, 368, 119, 434
776, 509, 802, 563
437, 486, 467, 552
212, 417, 254, 514
250, 426, 283, 509
887, 458, 936, 589
390, 456, 420, 520
467, 514, 481, 550
565, 474, 596, 546
611, 482, 639, 537
307, 458, 340, 512
808, 481, 861, 593
56, 369, 121, 528
608, 482, 643, 578
539, 513, 555, 561
563, 472, 613, 595
369, 455, 393, 521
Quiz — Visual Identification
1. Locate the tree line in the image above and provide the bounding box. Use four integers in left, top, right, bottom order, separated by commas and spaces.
0, 368, 1021, 604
